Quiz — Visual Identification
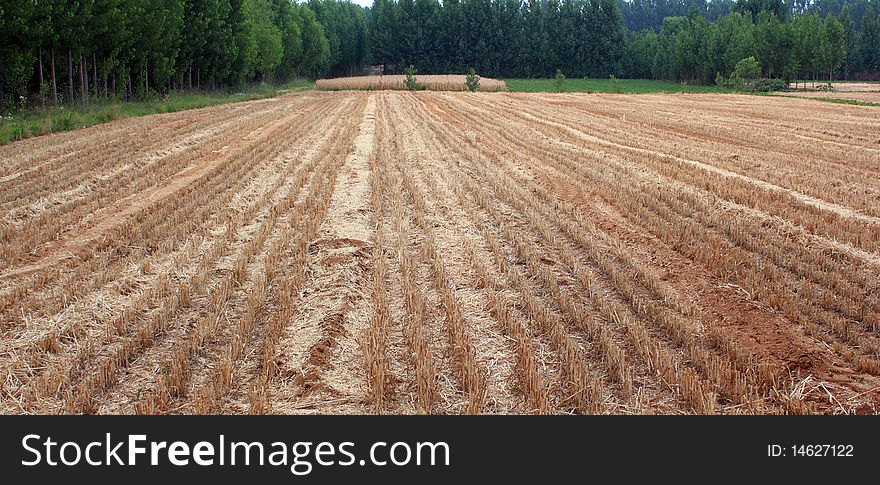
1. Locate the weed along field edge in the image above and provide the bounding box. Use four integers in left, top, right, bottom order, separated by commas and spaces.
1, 90, 879, 415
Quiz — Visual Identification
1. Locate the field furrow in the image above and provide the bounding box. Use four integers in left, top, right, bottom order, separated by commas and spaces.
2, 90, 877, 414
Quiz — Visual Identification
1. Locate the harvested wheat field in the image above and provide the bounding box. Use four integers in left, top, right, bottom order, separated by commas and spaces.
316, 74, 506, 91
781, 82, 880, 103
784, 90, 880, 103
1, 91, 879, 415
816, 82, 880, 92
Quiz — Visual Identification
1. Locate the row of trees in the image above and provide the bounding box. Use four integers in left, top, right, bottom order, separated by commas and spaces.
618, 0, 877, 32
0, 0, 371, 107
368, 0, 627, 78
622, 6, 880, 83
366, 0, 879, 82
308, 0, 369, 76
3, 0, 879, 107
618, 0, 736, 31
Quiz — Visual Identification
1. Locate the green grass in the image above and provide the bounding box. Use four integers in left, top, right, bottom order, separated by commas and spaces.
0, 79, 313, 146
503, 78, 733, 94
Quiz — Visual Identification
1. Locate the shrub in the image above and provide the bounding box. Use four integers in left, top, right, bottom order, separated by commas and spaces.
97, 105, 121, 123
610, 74, 623, 94
554, 69, 566, 92
51, 110, 78, 132
404, 65, 421, 91
37, 82, 51, 107
40, 115, 52, 134
732, 56, 761, 90
8, 121, 29, 142
751, 78, 788, 92
465, 68, 480, 92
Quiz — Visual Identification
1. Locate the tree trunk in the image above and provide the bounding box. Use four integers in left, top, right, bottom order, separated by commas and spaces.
80, 54, 88, 104
68, 49, 75, 104
38, 47, 45, 87
197, 66, 200, 90
0, 50, 5, 110
51, 48, 58, 104
93, 52, 98, 99
188, 64, 193, 90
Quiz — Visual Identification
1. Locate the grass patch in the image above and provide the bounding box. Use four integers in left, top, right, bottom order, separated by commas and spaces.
0, 79, 313, 146
503, 78, 733, 94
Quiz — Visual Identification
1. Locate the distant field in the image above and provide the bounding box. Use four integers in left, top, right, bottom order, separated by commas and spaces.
504, 78, 733, 94
316, 74, 506, 91
775, 82, 880, 105
824, 82, 880, 91
793, 81, 880, 89
782, 91, 880, 105
0, 79, 314, 146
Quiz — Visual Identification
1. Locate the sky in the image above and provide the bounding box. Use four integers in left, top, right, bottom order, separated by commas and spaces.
349, 0, 374, 7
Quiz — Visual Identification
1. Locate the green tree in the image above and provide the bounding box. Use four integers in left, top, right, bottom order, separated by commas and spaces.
310, 0, 367, 76
369, 0, 399, 67
246, 0, 283, 82
839, 5, 858, 78
817, 15, 846, 80
862, 5, 880, 74
403, 64, 419, 89
298, 4, 331, 78
622, 29, 658, 79
465, 67, 480, 91
732, 55, 761, 87
0, 0, 37, 107
273, 0, 304, 81
794, 13, 822, 82
554, 69, 565, 91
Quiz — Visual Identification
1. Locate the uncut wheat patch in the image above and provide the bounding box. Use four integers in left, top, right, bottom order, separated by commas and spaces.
316, 75, 506, 92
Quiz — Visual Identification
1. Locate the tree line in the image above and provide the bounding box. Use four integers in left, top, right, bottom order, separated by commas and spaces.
367, 0, 879, 82
3, 0, 880, 109
368, 0, 627, 78
0, 0, 369, 108
618, 0, 877, 33
618, 0, 736, 32
621, 2, 880, 83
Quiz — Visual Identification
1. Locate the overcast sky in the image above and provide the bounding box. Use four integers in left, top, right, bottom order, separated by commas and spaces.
348, 0, 373, 7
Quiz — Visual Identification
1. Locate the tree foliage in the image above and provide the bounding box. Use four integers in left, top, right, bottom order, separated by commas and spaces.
4, 0, 880, 109
621, 2, 880, 83
732, 55, 761, 83
0, 0, 366, 110
367, 0, 627, 78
